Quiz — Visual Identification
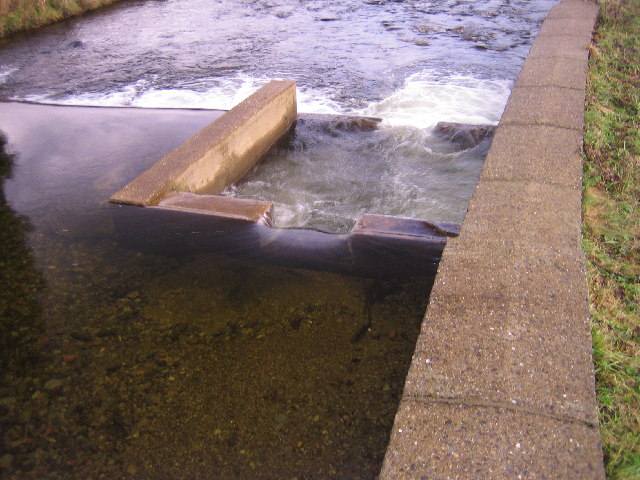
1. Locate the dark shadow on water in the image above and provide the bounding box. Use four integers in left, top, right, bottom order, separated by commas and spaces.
0, 131, 48, 475
0, 132, 45, 375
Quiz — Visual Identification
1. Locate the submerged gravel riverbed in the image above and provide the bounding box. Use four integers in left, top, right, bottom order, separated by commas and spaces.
0, 104, 432, 479
1, 234, 430, 478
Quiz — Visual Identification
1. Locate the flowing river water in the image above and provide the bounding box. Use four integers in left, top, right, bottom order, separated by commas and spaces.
0, 0, 556, 477
1, 0, 557, 230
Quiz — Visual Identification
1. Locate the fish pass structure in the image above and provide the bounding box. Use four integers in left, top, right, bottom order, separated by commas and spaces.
109, 79, 459, 277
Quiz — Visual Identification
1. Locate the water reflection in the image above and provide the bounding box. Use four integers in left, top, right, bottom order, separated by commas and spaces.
0, 132, 46, 474
0, 132, 45, 373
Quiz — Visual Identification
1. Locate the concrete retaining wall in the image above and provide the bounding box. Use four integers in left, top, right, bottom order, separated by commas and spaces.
380, 0, 605, 478
110, 80, 296, 206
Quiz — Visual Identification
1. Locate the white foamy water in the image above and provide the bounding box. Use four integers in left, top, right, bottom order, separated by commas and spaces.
18, 70, 511, 130
17, 69, 512, 232
22, 80, 148, 107
221, 72, 504, 232
19, 75, 345, 114
12, 67, 514, 231
134, 76, 269, 110
0, 67, 16, 85
363, 71, 512, 128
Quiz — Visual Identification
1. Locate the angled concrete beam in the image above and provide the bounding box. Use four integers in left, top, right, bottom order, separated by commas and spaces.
110, 80, 296, 206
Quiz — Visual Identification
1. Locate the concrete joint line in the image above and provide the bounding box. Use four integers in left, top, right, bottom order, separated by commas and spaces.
516, 83, 584, 92
529, 55, 591, 60
537, 33, 595, 39
406, 394, 598, 429
545, 16, 598, 21
499, 120, 583, 132
514, 84, 585, 92
479, 177, 584, 189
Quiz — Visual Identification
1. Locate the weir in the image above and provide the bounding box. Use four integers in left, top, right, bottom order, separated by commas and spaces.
109, 79, 460, 275
0, 0, 606, 477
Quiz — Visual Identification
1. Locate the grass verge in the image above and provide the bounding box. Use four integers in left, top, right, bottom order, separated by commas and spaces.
0, 0, 121, 38
583, 0, 639, 478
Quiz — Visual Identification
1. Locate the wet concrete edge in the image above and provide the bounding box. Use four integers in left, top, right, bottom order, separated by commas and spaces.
380, 0, 605, 478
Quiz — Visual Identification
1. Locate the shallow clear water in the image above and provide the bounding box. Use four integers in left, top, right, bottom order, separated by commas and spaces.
0, 103, 434, 479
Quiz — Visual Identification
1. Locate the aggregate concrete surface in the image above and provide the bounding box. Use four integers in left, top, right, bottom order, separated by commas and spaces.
380, 0, 605, 478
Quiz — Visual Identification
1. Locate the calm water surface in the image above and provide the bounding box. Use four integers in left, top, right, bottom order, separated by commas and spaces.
0, 103, 433, 479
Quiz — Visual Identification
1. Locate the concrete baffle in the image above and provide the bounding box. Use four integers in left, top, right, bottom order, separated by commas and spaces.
110, 79, 297, 206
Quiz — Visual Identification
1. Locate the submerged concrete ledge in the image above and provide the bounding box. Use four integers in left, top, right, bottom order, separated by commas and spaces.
352, 214, 460, 241
156, 191, 274, 226
110, 79, 296, 206
381, 0, 605, 478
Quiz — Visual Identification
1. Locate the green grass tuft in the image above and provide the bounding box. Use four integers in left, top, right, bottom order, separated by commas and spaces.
0, 0, 122, 37
584, 1, 640, 478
